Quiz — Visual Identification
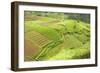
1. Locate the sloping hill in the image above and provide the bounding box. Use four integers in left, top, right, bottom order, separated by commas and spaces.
24, 16, 90, 61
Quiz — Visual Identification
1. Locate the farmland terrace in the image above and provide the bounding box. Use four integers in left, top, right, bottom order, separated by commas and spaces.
24, 12, 90, 61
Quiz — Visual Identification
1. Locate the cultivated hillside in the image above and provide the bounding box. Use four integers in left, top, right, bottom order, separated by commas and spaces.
24, 12, 90, 61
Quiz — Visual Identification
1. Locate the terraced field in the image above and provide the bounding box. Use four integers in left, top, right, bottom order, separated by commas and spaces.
24, 11, 90, 61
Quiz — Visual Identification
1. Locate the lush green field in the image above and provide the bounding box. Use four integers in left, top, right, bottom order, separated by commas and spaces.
24, 11, 90, 61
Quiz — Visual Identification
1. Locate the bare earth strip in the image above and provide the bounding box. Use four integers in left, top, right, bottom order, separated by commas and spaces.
24, 31, 50, 61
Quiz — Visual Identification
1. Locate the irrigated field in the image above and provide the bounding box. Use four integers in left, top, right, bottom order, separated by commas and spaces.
24, 11, 90, 61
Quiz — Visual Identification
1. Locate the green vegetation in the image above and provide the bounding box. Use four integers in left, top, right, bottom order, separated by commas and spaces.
24, 11, 90, 61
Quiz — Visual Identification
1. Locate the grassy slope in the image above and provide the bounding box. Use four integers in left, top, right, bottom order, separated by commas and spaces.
25, 16, 90, 61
